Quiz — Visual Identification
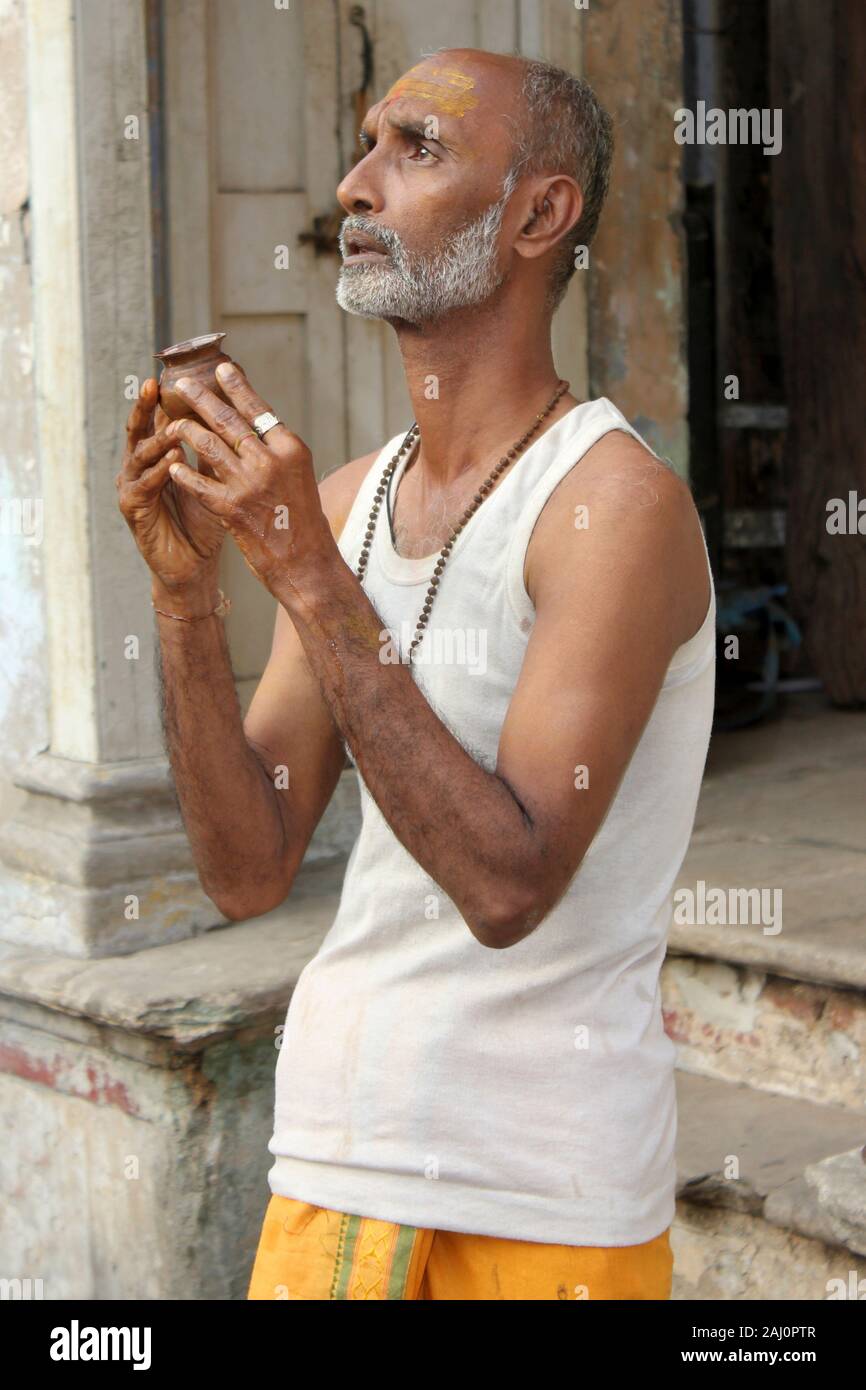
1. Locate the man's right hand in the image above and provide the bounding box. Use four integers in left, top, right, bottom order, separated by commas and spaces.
116, 377, 227, 611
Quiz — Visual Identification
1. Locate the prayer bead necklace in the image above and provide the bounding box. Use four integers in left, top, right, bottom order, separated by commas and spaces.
355, 378, 570, 663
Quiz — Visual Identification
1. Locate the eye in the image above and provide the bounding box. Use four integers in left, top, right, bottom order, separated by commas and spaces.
408, 139, 436, 162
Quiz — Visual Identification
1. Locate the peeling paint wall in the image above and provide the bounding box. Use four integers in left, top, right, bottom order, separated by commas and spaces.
0, 0, 49, 824
0, 1010, 277, 1299
664, 955, 866, 1111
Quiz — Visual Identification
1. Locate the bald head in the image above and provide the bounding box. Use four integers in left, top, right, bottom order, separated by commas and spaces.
387, 48, 528, 113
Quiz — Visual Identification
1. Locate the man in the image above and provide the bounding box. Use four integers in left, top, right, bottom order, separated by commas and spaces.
118, 49, 714, 1300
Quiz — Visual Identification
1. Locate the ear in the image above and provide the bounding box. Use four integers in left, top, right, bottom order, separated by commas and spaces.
514, 175, 584, 263
523, 196, 551, 229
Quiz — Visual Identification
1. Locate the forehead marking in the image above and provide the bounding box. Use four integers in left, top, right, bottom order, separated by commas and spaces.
383, 67, 479, 118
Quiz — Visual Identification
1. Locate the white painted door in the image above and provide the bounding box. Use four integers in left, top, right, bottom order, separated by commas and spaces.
164, 0, 347, 709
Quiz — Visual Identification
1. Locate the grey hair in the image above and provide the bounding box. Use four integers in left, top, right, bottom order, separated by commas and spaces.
504, 58, 615, 313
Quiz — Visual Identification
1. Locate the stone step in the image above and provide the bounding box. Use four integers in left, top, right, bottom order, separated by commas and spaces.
0, 856, 344, 1047
673, 1070, 866, 1299
670, 696, 866, 995
662, 696, 866, 1104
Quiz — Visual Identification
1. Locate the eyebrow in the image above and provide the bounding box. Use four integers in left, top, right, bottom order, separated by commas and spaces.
359, 112, 457, 154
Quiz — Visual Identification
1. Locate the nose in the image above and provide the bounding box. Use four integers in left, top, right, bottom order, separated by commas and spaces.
336, 156, 383, 217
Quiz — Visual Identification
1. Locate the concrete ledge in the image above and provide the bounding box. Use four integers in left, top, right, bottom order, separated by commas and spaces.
10, 751, 174, 802
668, 911, 866, 994
676, 1070, 866, 1257
0, 858, 343, 1045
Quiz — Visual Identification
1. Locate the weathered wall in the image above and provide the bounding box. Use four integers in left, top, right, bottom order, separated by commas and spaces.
664, 956, 866, 1111
0, 0, 49, 826
0, 861, 343, 1299
584, 0, 689, 476
0, 1015, 277, 1299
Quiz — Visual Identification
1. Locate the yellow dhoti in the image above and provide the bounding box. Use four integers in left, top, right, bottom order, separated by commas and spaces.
247, 1194, 673, 1301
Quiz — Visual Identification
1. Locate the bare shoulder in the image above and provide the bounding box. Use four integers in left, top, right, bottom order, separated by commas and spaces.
317, 449, 382, 542
526, 427, 710, 646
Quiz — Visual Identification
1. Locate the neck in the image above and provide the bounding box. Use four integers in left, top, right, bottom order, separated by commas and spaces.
392, 299, 573, 485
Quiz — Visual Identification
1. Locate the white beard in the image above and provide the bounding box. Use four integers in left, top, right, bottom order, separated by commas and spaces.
336, 187, 513, 325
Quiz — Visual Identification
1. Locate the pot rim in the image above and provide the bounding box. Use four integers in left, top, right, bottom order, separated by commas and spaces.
154, 331, 226, 361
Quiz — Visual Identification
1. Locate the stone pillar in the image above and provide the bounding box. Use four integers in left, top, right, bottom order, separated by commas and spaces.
0, 0, 224, 957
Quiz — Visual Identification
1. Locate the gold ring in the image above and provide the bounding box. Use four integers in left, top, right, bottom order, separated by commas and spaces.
233, 432, 256, 456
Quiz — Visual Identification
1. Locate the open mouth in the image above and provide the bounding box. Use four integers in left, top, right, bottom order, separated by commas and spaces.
343, 233, 390, 265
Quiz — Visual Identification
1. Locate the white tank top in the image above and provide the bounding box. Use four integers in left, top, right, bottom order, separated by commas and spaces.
267, 397, 716, 1246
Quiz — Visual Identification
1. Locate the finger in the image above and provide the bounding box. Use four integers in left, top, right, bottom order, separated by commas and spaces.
173, 376, 269, 457
154, 400, 171, 433
167, 457, 231, 516
212, 362, 298, 456
125, 378, 158, 447
212, 360, 275, 421
168, 417, 239, 480
116, 445, 184, 503
128, 427, 180, 479
136, 447, 185, 494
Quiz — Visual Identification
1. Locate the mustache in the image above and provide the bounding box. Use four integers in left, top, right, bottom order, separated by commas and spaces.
339, 216, 403, 257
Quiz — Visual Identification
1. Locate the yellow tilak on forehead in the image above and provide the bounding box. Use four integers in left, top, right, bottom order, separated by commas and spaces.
384, 66, 479, 118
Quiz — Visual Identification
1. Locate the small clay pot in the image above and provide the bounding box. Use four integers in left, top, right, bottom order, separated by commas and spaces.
154, 332, 232, 420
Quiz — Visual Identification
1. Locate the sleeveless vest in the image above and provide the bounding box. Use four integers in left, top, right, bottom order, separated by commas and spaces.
267, 397, 716, 1245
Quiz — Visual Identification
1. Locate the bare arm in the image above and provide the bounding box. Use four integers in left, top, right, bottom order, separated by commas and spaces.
152, 455, 377, 920
153, 580, 291, 920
